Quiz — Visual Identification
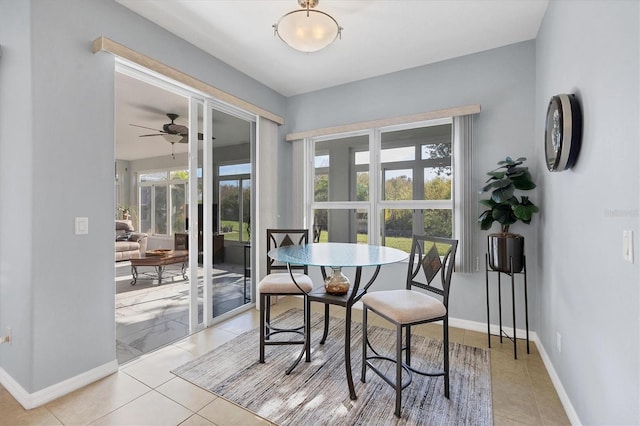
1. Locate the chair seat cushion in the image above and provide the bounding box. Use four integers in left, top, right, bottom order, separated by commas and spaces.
258, 273, 313, 294
361, 289, 446, 325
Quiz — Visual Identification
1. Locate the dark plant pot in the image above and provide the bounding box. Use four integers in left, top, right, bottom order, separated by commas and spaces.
488, 233, 525, 273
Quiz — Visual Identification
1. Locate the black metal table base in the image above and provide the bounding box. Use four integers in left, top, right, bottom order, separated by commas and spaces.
284, 264, 380, 400
485, 254, 530, 359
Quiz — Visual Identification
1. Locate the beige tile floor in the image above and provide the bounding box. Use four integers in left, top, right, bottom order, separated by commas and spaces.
1, 297, 570, 425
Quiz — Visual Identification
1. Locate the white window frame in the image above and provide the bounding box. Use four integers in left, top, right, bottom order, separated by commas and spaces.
305, 118, 455, 247
218, 160, 252, 243
138, 168, 189, 236
303, 116, 479, 272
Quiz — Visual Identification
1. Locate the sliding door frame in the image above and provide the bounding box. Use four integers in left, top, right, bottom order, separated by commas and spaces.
115, 58, 258, 333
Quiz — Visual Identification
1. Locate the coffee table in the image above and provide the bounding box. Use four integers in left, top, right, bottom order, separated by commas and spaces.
129, 250, 189, 285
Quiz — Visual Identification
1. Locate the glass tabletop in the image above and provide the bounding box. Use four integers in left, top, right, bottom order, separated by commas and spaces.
268, 242, 407, 267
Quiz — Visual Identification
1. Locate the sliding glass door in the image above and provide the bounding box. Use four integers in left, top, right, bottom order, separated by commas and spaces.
192, 103, 256, 329
115, 60, 257, 361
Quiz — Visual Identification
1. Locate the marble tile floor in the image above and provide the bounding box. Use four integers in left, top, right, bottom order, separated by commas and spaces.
1, 297, 570, 426
115, 262, 252, 364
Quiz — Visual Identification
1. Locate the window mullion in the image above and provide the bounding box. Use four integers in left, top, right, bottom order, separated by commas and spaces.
379, 200, 452, 210
369, 129, 381, 246
304, 138, 313, 230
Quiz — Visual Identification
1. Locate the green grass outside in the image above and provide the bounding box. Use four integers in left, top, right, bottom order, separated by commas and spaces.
220, 223, 448, 255
317, 231, 449, 254
219, 220, 249, 242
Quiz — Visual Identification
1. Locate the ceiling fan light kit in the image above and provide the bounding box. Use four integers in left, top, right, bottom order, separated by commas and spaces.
162, 133, 183, 144
273, 0, 342, 53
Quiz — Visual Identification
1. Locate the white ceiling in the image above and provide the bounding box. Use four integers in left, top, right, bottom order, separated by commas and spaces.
115, 0, 549, 97
115, 0, 548, 161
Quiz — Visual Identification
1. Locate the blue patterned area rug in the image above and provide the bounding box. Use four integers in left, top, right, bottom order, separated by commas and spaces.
173, 309, 492, 425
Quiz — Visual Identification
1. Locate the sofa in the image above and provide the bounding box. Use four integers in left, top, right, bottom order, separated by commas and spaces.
115, 220, 148, 261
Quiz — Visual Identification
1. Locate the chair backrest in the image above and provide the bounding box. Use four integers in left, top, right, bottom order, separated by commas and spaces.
266, 229, 309, 275
406, 235, 458, 308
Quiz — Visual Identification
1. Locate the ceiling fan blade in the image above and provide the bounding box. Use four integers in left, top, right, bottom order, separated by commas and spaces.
130, 123, 165, 132
176, 133, 213, 143
138, 134, 165, 137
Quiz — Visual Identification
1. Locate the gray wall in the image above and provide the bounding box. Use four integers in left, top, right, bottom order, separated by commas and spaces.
0, 0, 36, 392
0, 0, 285, 394
285, 41, 539, 332
536, 1, 639, 424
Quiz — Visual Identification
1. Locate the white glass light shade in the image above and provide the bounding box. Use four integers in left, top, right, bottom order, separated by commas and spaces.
275, 9, 341, 52
162, 133, 183, 144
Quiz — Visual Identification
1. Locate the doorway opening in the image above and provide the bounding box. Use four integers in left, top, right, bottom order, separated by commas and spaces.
114, 64, 255, 364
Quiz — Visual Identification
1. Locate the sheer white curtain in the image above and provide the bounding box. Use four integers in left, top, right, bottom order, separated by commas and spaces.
255, 117, 279, 308
453, 115, 474, 273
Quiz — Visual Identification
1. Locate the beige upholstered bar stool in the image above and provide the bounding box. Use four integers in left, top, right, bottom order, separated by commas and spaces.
361, 235, 458, 418
258, 229, 313, 374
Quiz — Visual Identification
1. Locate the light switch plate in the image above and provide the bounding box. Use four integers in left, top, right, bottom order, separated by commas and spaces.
623, 230, 633, 263
75, 217, 89, 235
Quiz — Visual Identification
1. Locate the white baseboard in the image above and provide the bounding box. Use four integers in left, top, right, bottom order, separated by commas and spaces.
450, 316, 532, 340
450, 316, 581, 426
0, 359, 118, 410
531, 335, 581, 425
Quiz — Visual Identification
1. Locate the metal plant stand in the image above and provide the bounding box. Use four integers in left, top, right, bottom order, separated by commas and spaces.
485, 253, 530, 359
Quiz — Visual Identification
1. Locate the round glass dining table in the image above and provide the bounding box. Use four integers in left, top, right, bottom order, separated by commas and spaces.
268, 242, 408, 269
268, 242, 407, 400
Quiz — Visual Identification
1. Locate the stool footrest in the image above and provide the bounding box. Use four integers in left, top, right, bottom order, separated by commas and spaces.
264, 340, 305, 346
365, 355, 413, 390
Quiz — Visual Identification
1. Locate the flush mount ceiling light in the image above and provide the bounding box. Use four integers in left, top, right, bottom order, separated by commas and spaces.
273, 0, 342, 53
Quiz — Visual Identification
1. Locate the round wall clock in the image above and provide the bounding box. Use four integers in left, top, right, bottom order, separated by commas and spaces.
544, 93, 582, 172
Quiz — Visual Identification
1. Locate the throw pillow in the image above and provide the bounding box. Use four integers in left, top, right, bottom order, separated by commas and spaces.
115, 220, 135, 232
116, 232, 132, 241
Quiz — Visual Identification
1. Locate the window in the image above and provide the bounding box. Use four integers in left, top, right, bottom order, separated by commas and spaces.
312, 135, 369, 244
218, 162, 251, 242
138, 170, 188, 235
309, 120, 453, 253
379, 125, 452, 251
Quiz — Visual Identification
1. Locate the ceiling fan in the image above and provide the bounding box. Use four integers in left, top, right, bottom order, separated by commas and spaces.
130, 113, 212, 159
130, 113, 191, 145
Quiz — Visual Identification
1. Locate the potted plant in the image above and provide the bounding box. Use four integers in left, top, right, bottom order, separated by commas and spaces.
478, 157, 539, 273
117, 205, 131, 220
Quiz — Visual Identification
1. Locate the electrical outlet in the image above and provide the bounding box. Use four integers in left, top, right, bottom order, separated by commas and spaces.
476, 256, 480, 271
556, 331, 562, 353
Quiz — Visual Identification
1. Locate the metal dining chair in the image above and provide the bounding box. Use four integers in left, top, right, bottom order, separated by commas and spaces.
258, 229, 313, 374
360, 235, 458, 418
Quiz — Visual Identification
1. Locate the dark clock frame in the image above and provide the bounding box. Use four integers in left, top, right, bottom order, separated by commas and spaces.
544, 93, 583, 172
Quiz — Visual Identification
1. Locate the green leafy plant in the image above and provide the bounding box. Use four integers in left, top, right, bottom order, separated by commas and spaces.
478, 157, 539, 233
